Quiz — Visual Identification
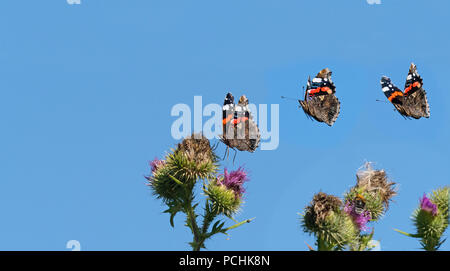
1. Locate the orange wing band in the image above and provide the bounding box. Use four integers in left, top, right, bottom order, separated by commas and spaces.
388, 91, 404, 102
232, 117, 249, 125
222, 114, 234, 125
308, 87, 330, 96
404, 81, 420, 95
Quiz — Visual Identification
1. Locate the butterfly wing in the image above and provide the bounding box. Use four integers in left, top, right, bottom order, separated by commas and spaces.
221, 93, 237, 147
304, 76, 312, 100
403, 63, 423, 96
222, 92, 235, 125
381, 73, 430, 119
402, 63, 430, 119
233, 96, 260, 152
381, 76, 404, 105
300, 94, 340, 126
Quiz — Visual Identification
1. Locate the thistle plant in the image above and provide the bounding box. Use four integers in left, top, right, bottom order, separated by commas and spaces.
300, 163, 397, 251
395, 187, 450, 251
147, 134, 253, 251
300, 192, 359, 251
344, 163, 397, 251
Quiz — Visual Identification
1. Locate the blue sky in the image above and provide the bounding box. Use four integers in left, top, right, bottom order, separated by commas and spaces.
0, 0, 449, 251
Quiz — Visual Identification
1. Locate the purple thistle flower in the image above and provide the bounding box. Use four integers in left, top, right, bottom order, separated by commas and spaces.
344, 202, 371, 232
146, 158, 165, 185
420, 194, 438, 216
218, 167, 249, 198
150, 158, 165, 173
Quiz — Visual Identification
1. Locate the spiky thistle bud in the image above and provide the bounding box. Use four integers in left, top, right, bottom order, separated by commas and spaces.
176, 134, 215, 165
345, 163, 397, 222
304, 192, 342, 225
203, 168, 249, 216
147, 156, 184, 203
148, 134, 218, 203
355, 163, 397, 210
168, 133, 218, 183
341, 163, 397, 251
301, 192, 358, 250
410, 187, 449, 251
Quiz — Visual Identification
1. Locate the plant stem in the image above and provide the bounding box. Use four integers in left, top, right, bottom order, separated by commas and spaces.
201, 200, 217, 235
317, 238, 326, 251
185, 198, 202, 251
317, 238, 333, 251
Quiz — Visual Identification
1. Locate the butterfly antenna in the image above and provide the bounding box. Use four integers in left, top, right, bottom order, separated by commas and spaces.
375, 99, 390, 104
212, 141, 220, 151
232, 148, 237, 165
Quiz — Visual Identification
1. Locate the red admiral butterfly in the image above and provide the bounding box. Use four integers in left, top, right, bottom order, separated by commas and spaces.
380, 63, 430, 119
298, 68, 341, 126
220, 93, 260, 153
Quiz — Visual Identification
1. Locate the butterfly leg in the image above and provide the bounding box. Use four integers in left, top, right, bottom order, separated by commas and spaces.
222, 145, 229, 160
232, 148, 237, 165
